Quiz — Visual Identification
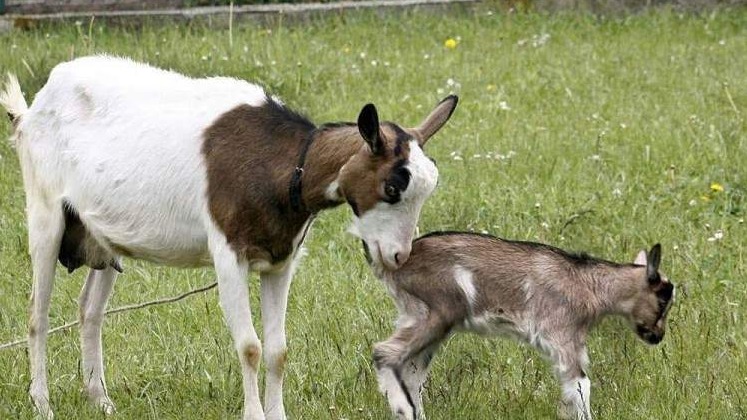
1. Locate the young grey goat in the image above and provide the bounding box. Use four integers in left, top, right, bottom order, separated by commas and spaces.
368, 232, 675, 420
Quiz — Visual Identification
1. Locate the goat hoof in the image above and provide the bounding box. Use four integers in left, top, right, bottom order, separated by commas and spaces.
30, 392, 54, 420
264, 412, 286, 420
98, 398, 116, 415
85, 392, 115, 415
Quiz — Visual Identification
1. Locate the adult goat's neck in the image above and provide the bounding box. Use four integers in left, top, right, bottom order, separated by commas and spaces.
293, 124, 363, 214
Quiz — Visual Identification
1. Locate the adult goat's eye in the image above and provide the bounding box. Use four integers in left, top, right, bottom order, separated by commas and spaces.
385, 184, 398, 198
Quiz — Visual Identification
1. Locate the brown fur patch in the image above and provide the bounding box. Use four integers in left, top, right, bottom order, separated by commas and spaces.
337, 127, 414, 215
203, 101, 421, 264
203, 102, 319, 264
242, 344, 262, 371
272, 350, 287, 373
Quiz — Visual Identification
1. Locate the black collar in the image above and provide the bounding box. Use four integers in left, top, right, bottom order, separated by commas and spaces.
289, 132, 316, 213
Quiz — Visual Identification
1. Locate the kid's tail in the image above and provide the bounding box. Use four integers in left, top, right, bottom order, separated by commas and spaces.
0, 73, 29, 125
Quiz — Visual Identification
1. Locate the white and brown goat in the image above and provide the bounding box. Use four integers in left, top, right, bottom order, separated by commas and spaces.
0, 56, 458, 419
366, 232, 675, 420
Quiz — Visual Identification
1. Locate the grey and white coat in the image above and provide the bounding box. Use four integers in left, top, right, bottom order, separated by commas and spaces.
367, 232, 675, 420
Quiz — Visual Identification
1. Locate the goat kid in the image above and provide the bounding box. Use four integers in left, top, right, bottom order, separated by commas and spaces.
0, 56, 458, 420
366, 232, 675, 420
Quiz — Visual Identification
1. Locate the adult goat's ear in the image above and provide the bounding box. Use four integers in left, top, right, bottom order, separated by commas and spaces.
358, 103, 385, 156
414, 95, 458, 146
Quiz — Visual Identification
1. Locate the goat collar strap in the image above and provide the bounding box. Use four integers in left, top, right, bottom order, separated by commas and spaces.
289, 132, 316, 213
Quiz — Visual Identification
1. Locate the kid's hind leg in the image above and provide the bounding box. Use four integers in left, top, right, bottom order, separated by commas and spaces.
79, 266, 118, 414
400, 343, 439, 420
373, 315, 448, 420
26, 200, 66, 419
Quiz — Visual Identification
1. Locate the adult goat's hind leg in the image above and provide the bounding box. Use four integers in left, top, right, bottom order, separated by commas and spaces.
27, 199, 65, 419
79, 266, 118, 414
209, 228, 264, 420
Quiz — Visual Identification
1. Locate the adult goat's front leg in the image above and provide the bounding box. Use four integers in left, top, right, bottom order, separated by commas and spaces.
210, 231, 264, 420
259, 259, 298, 420
79, 266, 118, 414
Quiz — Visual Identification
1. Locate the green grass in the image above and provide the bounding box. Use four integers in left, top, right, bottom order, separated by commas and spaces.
1, 5, 746, 419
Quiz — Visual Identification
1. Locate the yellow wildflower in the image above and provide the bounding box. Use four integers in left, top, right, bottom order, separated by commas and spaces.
444, 38, 457, 49
700, 194, 711, 202
710, 182, 724, 193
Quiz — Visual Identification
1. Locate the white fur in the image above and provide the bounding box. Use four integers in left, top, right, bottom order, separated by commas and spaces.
79, 267, 118, 414
560, 376, 591, 420
324, 179, 341, 201
453, 265, 477, 307
0, 73, 28, 125
350, 141, 438, 270
377, 367, 415, 420
18, 56, 267, 267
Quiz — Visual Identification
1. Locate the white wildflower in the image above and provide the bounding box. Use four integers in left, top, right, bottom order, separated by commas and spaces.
707, 230, 724, 242
532, 33, 550, 47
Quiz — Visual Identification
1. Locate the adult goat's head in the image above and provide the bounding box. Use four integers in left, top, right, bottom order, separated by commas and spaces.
338, 96, 458, 271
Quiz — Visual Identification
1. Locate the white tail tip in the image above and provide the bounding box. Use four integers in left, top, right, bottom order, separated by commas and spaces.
0, 73, 29, 122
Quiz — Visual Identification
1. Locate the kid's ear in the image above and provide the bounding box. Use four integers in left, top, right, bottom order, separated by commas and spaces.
634, 250, 647, 266
647, 243, 662, 283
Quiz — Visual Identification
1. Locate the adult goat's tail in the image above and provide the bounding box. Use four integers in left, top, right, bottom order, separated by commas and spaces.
0, 73, 29, 126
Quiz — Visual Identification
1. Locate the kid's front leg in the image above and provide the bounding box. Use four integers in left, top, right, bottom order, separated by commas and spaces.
554, 346, 591, 420
558, 374, 591, 420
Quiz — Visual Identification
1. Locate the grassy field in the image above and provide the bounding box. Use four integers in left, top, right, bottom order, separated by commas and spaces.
1, 5, 746, 419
